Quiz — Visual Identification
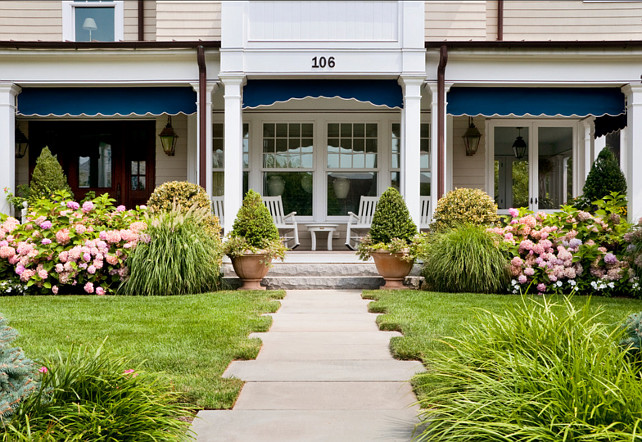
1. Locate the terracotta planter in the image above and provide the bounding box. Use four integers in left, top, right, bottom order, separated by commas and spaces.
230, 253, 270, 290
371, 250, 414, 290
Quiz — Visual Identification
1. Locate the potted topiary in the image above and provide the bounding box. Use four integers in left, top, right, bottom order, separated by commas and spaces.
357, 187, 420, 289
223, 190, 286, 290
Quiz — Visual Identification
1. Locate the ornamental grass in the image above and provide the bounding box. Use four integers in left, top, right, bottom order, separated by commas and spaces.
415, 297, 642, 441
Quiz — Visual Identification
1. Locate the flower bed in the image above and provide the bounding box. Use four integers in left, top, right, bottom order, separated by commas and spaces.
0, 192, 148, 295
491, 193, 639, 296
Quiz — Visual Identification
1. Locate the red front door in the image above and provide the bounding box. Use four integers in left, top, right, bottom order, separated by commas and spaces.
29, 121, 156, 209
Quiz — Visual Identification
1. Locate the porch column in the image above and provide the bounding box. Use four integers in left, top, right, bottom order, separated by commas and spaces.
426, 82, 451, 219
581, 118, 594, 190
398, 76, 423, 227
594, 136, 606, 161
220, 74, 245, 235
192, 82, 217, 197
622, 84, 642, 222
0, 83, 20, 216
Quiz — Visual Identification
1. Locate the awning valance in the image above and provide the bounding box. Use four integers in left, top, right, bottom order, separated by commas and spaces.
594, 113, 627, 138
18, 87, 197, 117
447, 87, 625, 118
243, 80, 403, 109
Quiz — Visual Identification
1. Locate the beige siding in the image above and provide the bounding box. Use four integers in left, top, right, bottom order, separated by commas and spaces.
425, 1, 487, 41
155, 115, 188, 186
123, 0, 157, 41
156, 1, 221, 41
0, 1, 62, 41
503, 1, 642, 41
452, 116, 487, 192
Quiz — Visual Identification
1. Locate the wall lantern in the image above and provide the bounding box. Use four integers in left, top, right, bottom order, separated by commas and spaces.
159, 116, 178, 156
462, 117, 482, 156
512, 127, 528, 160
15, 127, 29, 159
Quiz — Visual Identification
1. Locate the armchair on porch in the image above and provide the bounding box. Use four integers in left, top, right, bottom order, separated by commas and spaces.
263, 196, 300, 250
345, 196, 379, 250
211, 196, 224, 226
419, 196, 431, 230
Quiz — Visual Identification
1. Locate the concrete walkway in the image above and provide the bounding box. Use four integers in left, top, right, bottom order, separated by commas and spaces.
191, 290, 425, 442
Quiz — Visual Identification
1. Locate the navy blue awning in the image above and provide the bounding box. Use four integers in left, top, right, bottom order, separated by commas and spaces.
18, 87, 197, 117
448, 87, 625, 118
243, 80, 403, 109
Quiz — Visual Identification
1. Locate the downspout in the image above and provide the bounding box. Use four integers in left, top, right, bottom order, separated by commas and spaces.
137, 0, 144, 41
197, 45, 207, 189
437, 45, 448, 199
497, 0, 504, 41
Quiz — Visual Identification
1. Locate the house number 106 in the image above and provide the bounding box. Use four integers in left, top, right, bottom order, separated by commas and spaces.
312, 56, 335, 68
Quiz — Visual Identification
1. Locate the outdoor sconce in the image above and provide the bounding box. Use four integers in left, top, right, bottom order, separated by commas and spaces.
15, 127, 29, 159
159, 116, 178, 156
462, 117, 482, 156
512, 127, 528, 160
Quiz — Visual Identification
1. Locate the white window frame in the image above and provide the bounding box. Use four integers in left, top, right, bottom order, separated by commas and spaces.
62, 0, 124, 42
486, 119, 581, 214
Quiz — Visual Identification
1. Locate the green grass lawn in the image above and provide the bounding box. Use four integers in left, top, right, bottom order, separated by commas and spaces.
0, 291, 284, 410
364, 290, 642, 357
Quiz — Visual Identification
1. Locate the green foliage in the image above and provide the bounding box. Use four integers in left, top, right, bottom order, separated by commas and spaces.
147, 180, 220, 238
575, 148, 627, 211
225, 190, 285, 262
431, 188, 499, 231
619, 311, 642, 361
3, 344, 191, 441
368, 187, 417, 245
120, 205, 222, 296
0, 315, 36, 425
29, 147, 73, 202
420, 225, 509, 293
3, 185, 30, 216
415, 297, 642, 441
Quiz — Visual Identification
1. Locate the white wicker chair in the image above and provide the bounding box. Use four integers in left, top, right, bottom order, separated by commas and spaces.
419, 196, 431, 230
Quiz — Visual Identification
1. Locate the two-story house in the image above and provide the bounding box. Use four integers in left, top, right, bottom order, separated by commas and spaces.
0, 1, 640, 245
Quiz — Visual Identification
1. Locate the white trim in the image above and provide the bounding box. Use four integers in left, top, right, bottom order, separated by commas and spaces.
62, 0, 124, 42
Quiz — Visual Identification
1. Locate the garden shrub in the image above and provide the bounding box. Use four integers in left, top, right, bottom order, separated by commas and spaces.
416, 297, 642, 441
574, 148, 627, 211
625, 219, 642, 281
3, 344, 191, 441
0, 315, 36, 425
120, 205, 222, 296
431, 188, 499, 231
495, 192, 637, 296
619, 311, 642, 362
369, 187, 417, 245
147, 180, 220, 237
229, 189, 280, 248
0, 191, 147, 295
420, 224, 509, 293
29, 147, 73, 202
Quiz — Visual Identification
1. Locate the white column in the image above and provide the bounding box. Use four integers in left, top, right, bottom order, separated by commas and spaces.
221, 75, 245, 235
622, 84, 642, 222
427, 83, 439, 219
581, 118, 594, 189
0, 83, 20, 216
594, 136, 606, 161
192, 82, 217, 197
398, 76, 423, 227
186, 114, 198, 184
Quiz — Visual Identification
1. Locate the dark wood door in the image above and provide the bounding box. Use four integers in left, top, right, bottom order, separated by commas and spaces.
29, 121, 156, 209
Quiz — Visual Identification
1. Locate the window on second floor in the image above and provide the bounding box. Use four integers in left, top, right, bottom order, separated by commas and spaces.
62, 0, 124, 42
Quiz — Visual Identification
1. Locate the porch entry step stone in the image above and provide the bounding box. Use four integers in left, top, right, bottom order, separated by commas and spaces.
233, 382, 419, 410
222, 275, 385, 290
192, 410, 420, 442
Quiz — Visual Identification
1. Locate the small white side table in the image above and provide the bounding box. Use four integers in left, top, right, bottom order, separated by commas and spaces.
306, 223, 339, 251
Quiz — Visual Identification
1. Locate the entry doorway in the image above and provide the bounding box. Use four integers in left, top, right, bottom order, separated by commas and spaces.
28, 120, 156, 209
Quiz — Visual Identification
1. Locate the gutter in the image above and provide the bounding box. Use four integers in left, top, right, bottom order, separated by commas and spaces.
437, 45, 448, 200
197, 45, 207, 190
426, 40, 642, 50
0, 41, 221, 50
497, 0, 503, 41
138, 0, 145, 41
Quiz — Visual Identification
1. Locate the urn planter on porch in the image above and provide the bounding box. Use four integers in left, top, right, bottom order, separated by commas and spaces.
223, 190, 286, 291
371, 250, 414, 290
230, 252, 271, 290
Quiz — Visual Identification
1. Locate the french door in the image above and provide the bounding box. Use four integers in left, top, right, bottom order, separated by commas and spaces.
488, 120, 578, 213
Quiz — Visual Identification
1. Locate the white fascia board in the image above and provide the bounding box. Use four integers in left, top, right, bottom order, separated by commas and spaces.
0, 50, 220, 85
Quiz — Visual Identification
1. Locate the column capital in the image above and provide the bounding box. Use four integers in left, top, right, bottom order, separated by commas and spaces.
190, 81, 219, 96
622, 84, 642, 100
425, 82, 453, 97
219, 74, 247, 87
0, 83, 21, 108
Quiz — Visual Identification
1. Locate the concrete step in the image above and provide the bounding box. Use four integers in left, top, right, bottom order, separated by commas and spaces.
222, 262, 383, 277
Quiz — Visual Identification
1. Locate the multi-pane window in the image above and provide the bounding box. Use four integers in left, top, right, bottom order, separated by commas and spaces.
130, 161, 146, 191
262, 123, 314, 216
212, 123, 249, 197
327, 123, 378, 216
391, 123, 431, 196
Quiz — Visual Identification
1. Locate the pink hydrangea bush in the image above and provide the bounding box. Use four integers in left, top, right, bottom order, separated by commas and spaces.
0, 191, 149, 295
493, 193, 638, 296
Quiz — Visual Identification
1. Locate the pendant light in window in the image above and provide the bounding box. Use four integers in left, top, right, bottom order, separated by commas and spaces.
512, 127, 528, 160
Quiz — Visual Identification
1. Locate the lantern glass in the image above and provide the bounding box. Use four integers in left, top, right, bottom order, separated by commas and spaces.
462, 118, 482, 156
159, 117, 178, 156
15, 128, 29, 159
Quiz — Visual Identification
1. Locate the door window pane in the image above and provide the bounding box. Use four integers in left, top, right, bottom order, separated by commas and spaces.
537, 127, 573, 209
494, 127, 529, 210
130, 160, 146, 191
78, 142, 112, 188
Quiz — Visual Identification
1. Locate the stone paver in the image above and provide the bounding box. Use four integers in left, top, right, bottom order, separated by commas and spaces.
192, 290, 425, 442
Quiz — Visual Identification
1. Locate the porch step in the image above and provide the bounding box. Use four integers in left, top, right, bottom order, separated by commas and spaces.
221, 260, 423, 290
